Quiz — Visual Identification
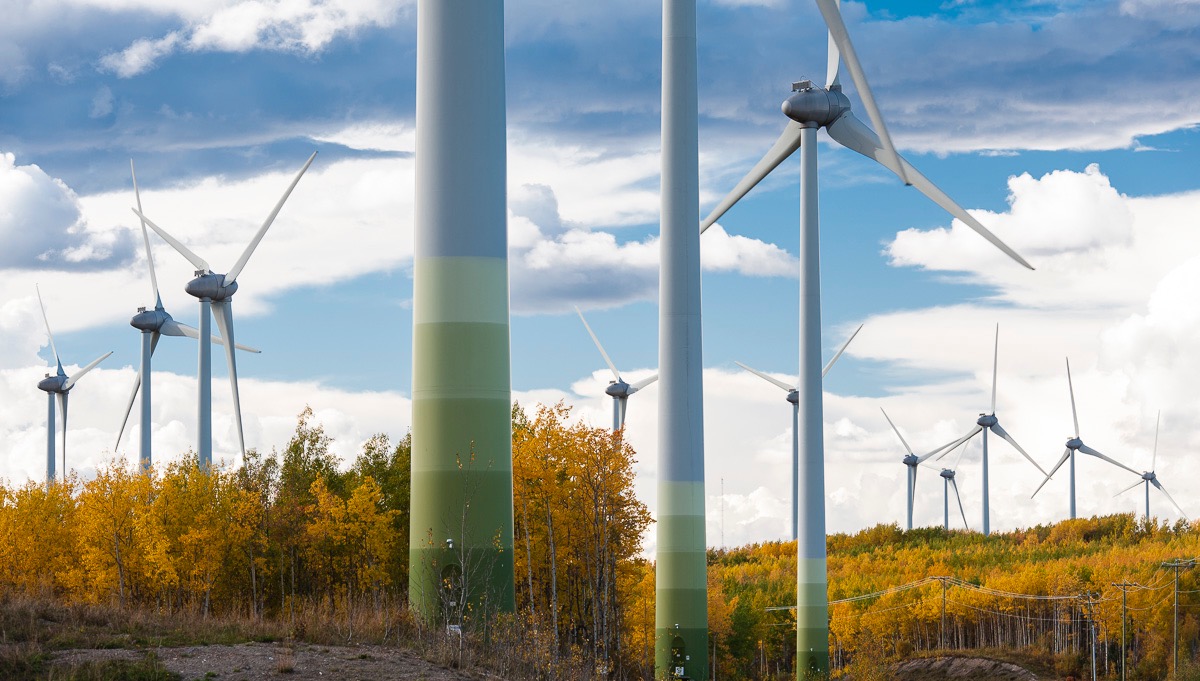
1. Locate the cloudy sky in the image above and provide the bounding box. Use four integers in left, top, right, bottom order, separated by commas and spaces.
3, 0, 1200, 550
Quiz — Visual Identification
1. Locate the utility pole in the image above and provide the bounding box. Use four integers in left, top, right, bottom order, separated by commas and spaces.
1082, 591, 1099, 681
1112, 582, 1138, 681
1162, 559, 1196, 678
938, 577, 949, 650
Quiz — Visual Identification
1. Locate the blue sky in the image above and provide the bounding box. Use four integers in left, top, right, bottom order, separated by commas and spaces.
3, 0, 1200, 549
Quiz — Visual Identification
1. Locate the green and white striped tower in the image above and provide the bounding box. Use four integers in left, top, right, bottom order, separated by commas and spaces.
408, 0, 515, 621
656, 0, 708, 679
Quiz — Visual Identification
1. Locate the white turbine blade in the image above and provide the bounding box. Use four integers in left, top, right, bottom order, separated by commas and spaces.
131, 159, 160, 303
1151, 479, 1187, 519
225, 151, 317, 284
950, 478, 969, 530
1114, 479, 1144, 497
162, 319, 260, 353
35, 285, 61, 367
212, 301, 247, 455
1152, 410, 1160, 472
735, 361, 794, 393
990, 323, 999, 414
629, 373, 659, 393
1032, 448, 1072, 498
990, 422, 1047, 476
57, 392, 68, 474
618, 396, 628, 430
948, 440, 970, 470
575, 306, 621, 382
1078, 443, 1140, 476
114, 372, 141, 451
880, 407, 913, 455
822, 323, 862, 378
63, 351, 112, 390
825, 112, 1033, 270
700, 120, 804, 233
825, 25, 840, 89
813, 0, 908, 185
133, 208, 210, 272
1066, 357, 1080, 437
929, 425, 981, 461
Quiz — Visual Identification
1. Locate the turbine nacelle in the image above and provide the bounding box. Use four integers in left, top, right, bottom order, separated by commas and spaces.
185, 272, 238, 302
782, 81, 851, 128
786, 389, 799, 405
37, 374, 68, 393
1066, 437, 1083, 450
902, 454, 919, 467
940, 468, 956, 480
1143, 471, 1157, 482
976, 413, 998, 428
605, 380, 633, 398
130, 305, 173, 332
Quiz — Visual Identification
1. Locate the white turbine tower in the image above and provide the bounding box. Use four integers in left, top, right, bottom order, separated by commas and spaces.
880, 406, 943, 531
575, 306, 658, 431
133, 152, 316, 467
735, 323, 861, 540
1032, 358, 1140, 518
34, 287, 112, 484
699, 1, 1031, 670
1116, 412, 1187, 520
116, 160, 260, 472
925, 325, 1045, 536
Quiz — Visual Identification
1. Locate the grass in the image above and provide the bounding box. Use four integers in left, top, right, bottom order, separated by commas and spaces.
0, 647, 179, 681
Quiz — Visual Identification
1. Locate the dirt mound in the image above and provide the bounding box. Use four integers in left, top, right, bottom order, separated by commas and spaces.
891, 655, 1041, 680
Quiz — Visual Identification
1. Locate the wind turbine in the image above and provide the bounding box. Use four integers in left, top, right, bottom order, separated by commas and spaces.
34, 287, 112, 484
575, 306, 658, 432
116, 160, 260, 472
880, 405, 942, 531
1032, 358, 1141, 518
699, 0, 1032, 671
1116, 412, 1187, 520
133, 151, 316, 468
926, 325, 1045, 536
933, 441, 970, 531
736, 323, 861, 540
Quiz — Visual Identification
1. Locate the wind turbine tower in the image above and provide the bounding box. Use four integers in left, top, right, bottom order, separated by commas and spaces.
657, 1, 707, 678
408, 0, 515, 620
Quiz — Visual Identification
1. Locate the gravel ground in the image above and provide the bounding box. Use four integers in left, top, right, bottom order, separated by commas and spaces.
50, 641, 479, 681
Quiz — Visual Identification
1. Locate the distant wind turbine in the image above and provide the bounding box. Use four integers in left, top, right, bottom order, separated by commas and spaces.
1115, 411, 1187, 520
116, 160, 260, 472
736, 324, 862, 540
880, 405, 941, 531
575, 306, 658, 431
34, 286, 112, 484
699, 0, 1032, 668
134, 151, 316, 467
926, 325, 1045, 536
932, 441, 970, 531
1032, 358, 1140, 518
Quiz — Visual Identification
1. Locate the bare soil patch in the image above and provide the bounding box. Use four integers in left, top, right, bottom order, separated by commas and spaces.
891, 655, 1042, 680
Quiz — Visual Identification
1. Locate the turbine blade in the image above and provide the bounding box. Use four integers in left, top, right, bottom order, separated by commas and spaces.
63, 351, 112, 390
226, 151, 317, 284
618, 396, 628, 430
1032, 448, 1072, 498
1066, 357, 1080, 437
575, 306, 621, 382
825, 23, 840, 89
159, 319, 198, 339
822, 323, 862, 378
991, 323, 999, 414
211, 301, 247, 456
929, 426, 981, 461
990, 422, 1046, 476
880, 407, 913, 455
1151, 479, 1187, 519
115, 372, 141, 451
825, 112, 1033, 270
1152, 410, 1160, 472
735, 361, 794, 393
814, 0, 908, 185
131, 159, 160, 303
57, 392, 68, 476
35, 285, 61, 367
1078, 443, 1140, 476
948, 440, 969, 470
1114, 479, 1144, 497
133, 208, 210, 272
950, 478, 969, 530
629, 373, 659, 393
700, 120, 804, 233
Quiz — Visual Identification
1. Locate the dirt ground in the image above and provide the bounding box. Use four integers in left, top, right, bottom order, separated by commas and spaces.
50, 641, 481, 681
891, 655, 1042, 680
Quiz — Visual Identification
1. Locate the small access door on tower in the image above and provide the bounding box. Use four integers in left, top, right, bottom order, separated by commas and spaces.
670, 635, 692, 680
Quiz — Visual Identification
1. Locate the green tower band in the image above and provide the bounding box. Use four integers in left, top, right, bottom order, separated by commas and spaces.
655, 481, 708, 679
797, 558, 830, 674
409, 257, 515, 619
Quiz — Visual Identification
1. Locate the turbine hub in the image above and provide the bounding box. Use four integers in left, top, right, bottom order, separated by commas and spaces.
130, 307, 172, 332
185, 272, 237, 302
781, 81, 850, 128
1066, 437, 1083, 450
786, 389, 798, 405
1143, 471, 1155, 481
977, 414, 998, 427
37, 374, 67, 393
605, 381, 630, 398
902, 454, 919, 466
